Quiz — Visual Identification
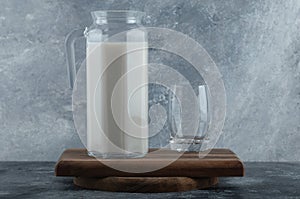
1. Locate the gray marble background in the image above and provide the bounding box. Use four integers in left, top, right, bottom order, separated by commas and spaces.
0, 0, 299, 161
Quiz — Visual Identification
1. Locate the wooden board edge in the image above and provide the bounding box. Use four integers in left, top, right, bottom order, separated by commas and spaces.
55, 148, 245, 177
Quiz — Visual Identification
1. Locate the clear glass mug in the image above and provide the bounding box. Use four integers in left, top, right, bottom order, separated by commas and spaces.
65, 11, 149, 158
168, 84, 210, 152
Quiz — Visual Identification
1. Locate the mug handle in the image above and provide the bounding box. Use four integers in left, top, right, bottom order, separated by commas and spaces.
198, 85, 210, 138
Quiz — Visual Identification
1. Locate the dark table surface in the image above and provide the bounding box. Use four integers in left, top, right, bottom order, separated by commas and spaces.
1, 162, 299, 199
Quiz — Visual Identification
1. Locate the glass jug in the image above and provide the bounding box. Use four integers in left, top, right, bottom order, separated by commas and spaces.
66, 10, 148, 158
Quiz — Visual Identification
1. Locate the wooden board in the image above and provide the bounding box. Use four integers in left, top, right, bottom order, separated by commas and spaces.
55, 148, 244, 178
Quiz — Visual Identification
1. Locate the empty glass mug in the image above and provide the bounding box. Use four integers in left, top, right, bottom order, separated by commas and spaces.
66, 11, 149, 158
168, 84, 210, 151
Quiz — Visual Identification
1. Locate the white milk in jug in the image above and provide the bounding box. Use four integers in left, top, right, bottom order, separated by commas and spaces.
86, 41, 148, 158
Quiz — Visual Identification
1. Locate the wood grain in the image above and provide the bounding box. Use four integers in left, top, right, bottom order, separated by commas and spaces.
73, 176, 219, 192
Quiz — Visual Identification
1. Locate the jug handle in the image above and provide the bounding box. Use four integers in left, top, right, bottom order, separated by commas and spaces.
65, 28, 85, 89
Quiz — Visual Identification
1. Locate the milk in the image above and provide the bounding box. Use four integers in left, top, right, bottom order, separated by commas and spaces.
86, 41, 148, 158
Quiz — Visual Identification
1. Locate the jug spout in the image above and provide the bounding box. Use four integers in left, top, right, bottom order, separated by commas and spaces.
91, 10, 145, 25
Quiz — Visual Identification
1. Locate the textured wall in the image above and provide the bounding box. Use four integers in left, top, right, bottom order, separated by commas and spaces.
0, 0, 299, 161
